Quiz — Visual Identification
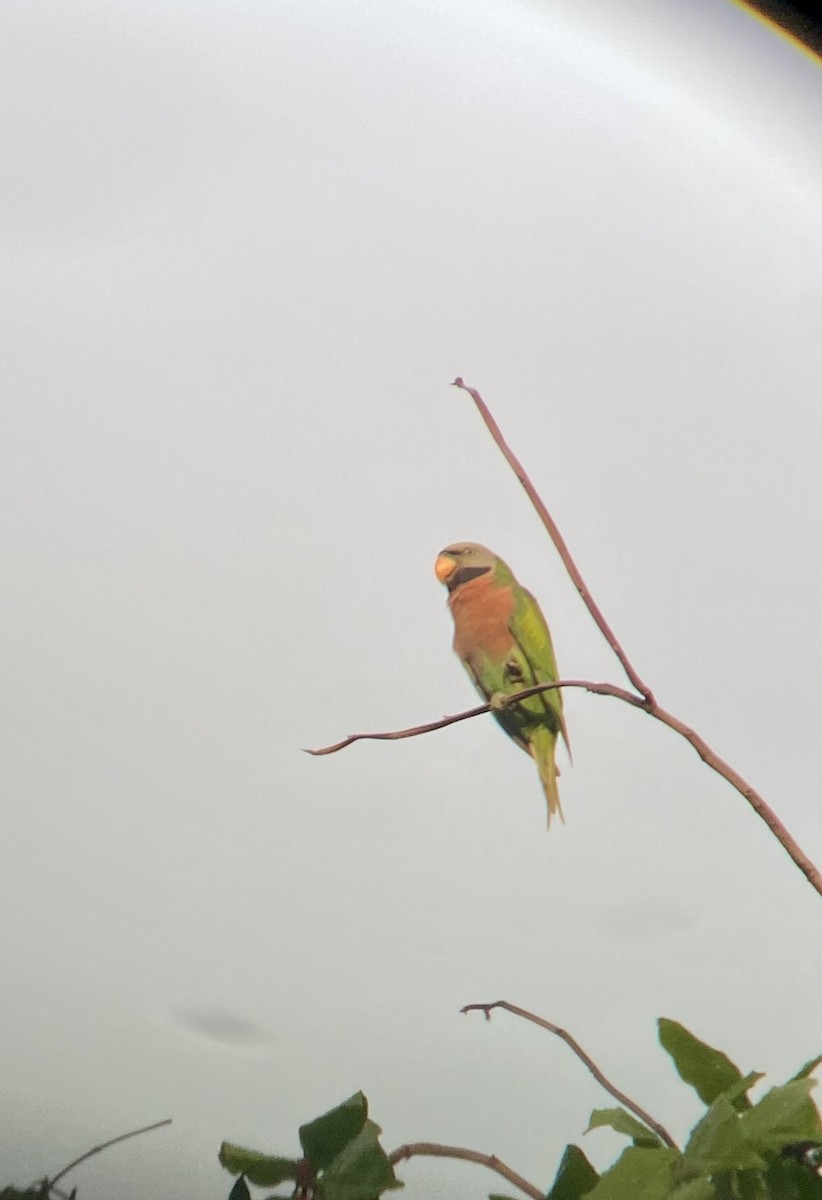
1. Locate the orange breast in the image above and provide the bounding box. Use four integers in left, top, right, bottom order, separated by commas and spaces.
449, 574, 516, 662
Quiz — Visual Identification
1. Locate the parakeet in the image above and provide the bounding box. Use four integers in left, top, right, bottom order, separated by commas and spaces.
434, 542, 570, 825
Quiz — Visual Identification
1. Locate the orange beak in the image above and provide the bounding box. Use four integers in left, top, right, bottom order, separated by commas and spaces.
434, 554, 456, 583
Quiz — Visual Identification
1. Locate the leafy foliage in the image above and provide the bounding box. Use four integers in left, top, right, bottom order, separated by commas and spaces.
545, 1144, 600, 1199
569, 1024, 822, 1200
3, 1024, 819, 1199
585, 1107, 662, 1147
299, 1091, 370, 1171
213, 1024, 820, 1200
585, 1146, 681, 1200
219, 1091, 402, 1200
218, 1145, 299, 1188
658, 1019, 752, 1111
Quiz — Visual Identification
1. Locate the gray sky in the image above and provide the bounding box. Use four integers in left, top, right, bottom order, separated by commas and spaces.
2, 1, 820, 1197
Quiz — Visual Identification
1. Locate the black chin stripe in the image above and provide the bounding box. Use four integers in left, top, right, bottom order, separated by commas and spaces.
448, 565, 492, 590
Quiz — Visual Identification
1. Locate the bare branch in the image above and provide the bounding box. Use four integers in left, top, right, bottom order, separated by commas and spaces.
307, 676, 822, 894
304, 680, 640, 755
447, 377, 821, 897
389, 1140, 543, 1200
305, 679, 643, 757
462, 1000, 678, 1150
452, 376, 654, 704
48, 1119, 172, 1189
309, 380, 821, 894
637, 701, 821, 892
304, 700, 491, 755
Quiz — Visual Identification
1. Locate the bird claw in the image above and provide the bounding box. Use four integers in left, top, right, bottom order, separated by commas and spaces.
489, 691, 511, 711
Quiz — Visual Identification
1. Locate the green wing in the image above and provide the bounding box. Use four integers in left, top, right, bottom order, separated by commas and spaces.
508, 585, 570, 754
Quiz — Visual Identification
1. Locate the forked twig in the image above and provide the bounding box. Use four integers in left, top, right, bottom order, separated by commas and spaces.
461, 1000, 677, 1150
389, 1141, 543, 1200
48, 1119, 172, 1190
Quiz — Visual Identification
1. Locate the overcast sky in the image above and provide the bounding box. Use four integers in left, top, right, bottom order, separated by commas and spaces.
2, 2, 820, 1197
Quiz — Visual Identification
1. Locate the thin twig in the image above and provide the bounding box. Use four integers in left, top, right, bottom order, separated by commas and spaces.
462, 1000, 677, 1150
389, 1141, 543, 1200
452, 376, 655, 705
306, 677, 822, 894
304, 699, 491, 755
48, 1119, 172, 1189
304, 680, 644, 754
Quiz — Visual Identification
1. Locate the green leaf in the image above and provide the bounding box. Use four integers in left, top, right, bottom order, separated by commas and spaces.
684, 1097, 764, 1175
765, 1153, 822, 1199
668, 1181, 716, 1200
585, 1147, 680, 1200
546, 1144, 600, 1200
688, 1099, 751, 1174
586, 1107, 662, 1147
740, 1079, 822, 1152
659, 1019, 749, 1110
218, 1144, 299, 1188
725, 1169, 768, 1200
321, 1119, 403, 1200
299, 1091, 369, 1172
676, 1068, 762, 1179
792, 1055, 822, 1081
228, 1179, 251, 1200
721, 1072, 765, 1109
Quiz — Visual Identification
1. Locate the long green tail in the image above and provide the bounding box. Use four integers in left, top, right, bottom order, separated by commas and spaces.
530, 726, 564, 828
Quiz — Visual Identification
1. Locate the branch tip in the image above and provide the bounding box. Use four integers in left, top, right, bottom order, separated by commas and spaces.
463, 1000, 677, 1150
48, 1119, 173, 1190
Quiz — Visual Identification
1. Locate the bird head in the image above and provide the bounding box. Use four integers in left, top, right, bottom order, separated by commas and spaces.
434, 542, 496, 592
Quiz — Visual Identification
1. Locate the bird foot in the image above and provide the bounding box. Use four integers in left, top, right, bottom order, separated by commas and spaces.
489, 691, 512, 711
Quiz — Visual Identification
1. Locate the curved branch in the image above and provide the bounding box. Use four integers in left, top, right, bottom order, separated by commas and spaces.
636, 701, 820, 889
48, 1119, 172, 1189
303, 679, 639, 755
462, 1000, 677, 1151
309, 379, 821, 894
452, 376, 654, 705
306, 678, 822, 895
388, 1140, 543, 1200
305, 679, 643, 757
449, 377, 820, 896
304, 698, 492, 755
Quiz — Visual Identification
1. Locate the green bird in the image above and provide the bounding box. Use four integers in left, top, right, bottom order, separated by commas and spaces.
435, 542, 570, 825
